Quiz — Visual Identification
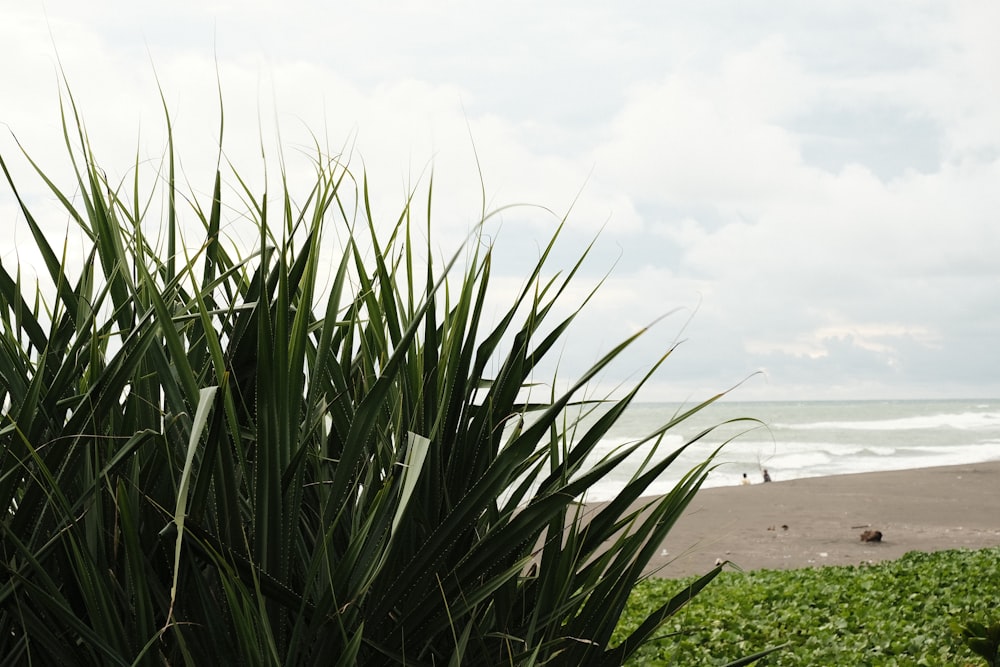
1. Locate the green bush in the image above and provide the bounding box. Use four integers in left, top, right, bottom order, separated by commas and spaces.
617, 547, 1000, 665
0, 85, 762, 665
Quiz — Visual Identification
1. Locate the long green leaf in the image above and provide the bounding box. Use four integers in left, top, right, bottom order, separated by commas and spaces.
166, 386, 218, 624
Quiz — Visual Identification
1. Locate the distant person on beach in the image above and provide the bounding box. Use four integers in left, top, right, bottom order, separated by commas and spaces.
763, 469, 772, 483
741, 473, 751, 486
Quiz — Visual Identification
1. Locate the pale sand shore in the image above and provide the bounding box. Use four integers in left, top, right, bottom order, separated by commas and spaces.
609, 461, 1000, 579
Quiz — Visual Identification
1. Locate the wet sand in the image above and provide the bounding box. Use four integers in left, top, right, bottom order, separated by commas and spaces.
602, 461, 1000, 578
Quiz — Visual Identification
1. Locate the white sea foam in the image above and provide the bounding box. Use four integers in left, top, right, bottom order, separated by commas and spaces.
573, 399, 1000, 502
765, 451, 833, 469
783, 411, 1000, 431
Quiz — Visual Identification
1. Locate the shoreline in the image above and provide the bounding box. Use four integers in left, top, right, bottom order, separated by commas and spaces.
589, 461, 1000, 579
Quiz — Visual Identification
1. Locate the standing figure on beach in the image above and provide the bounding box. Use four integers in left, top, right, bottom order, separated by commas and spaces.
763, 469, 772, 483
741, 473, 751, 486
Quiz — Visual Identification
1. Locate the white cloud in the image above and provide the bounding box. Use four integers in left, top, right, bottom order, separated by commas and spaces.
2, 1, 999, 401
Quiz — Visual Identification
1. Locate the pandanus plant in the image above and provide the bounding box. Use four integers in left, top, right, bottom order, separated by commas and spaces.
0, 84, 772, 665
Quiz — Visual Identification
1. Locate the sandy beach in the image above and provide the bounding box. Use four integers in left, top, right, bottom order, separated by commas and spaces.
617, 461, 1000, 579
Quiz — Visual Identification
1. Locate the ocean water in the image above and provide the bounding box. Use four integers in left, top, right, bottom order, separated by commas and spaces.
571, 399, 1000, 502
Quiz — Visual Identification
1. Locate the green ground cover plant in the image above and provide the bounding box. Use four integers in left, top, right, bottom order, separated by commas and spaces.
615, 547, 1000, 666
0, 83, 773, 665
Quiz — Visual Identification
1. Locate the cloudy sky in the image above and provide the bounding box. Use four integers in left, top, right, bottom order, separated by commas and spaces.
2, 1, 998, 402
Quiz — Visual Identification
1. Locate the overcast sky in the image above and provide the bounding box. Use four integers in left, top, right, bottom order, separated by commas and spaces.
2, 1, 998, 402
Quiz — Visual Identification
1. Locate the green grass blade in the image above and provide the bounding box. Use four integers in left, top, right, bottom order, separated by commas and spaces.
166, 386, 218, 624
